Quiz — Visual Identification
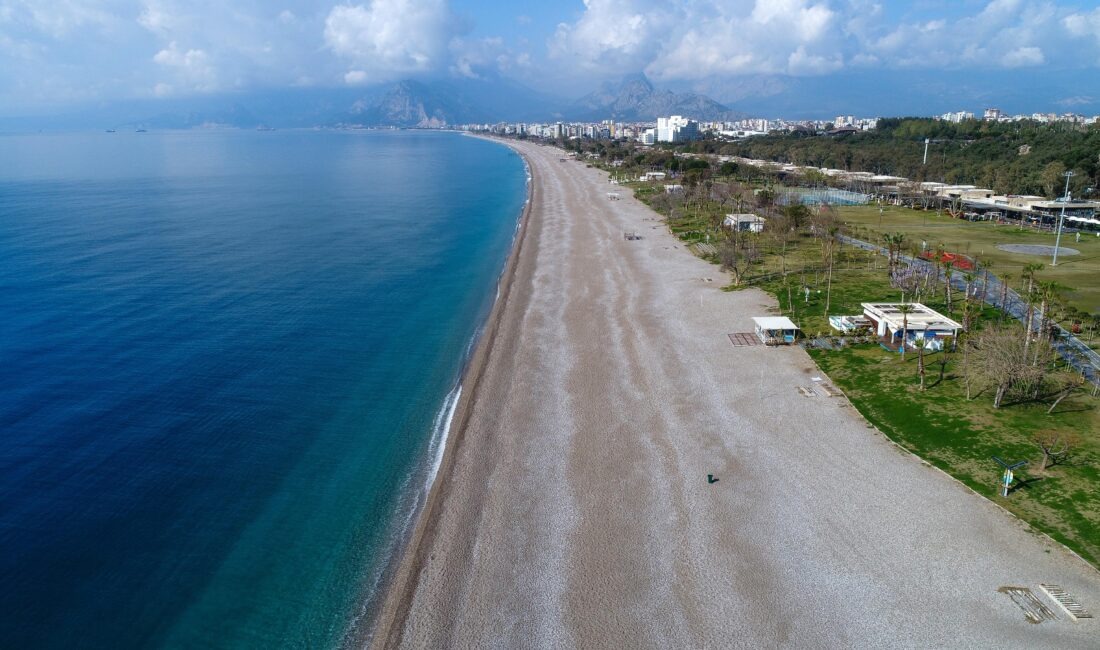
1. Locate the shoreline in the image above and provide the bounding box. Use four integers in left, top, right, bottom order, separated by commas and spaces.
364, 135, 537, 648
366, 137, 1100, 648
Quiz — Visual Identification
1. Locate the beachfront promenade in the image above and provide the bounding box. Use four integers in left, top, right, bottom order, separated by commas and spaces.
372, 140, 1100, 648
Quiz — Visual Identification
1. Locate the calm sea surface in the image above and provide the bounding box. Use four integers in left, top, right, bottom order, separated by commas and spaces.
0, 130, 526, 648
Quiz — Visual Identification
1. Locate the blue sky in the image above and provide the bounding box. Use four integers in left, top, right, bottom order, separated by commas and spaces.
2, 0, 1100, 114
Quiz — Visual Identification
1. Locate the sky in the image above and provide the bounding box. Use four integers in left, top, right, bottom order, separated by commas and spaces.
3, 0, 1100, 116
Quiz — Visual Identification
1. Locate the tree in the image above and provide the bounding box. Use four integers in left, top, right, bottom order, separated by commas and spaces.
718, 161, 739, 177
1033, 430, 1078, 473
1034, 281, 1061, 354
882, 232, 907, 277
718, 242, 758, 285
1040, 160, 1067, 199
821, 226, 840, 315
998, 271, 1013, 321
916, 333, 927, 389
968, 324, 1053, 408
977, 258, 993, 304
783, 203, 811, 230
941, 259, 955, 312
1046, 373, 1085, 414
1020, 262, 1043, 353
960, 271, 978, 332
897, 303, 913, 360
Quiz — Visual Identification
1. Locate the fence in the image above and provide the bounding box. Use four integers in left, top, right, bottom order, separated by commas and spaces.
838, 234, 1100, 386
778, 188, 870, 206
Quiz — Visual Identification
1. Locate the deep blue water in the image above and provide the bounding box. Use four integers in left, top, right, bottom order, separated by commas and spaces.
0, 130, 526, 648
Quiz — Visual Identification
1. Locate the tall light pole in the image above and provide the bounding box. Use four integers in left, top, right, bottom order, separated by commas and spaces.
1052, 170, 1075, 266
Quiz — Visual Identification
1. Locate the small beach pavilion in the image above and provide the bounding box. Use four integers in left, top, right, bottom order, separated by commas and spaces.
862, 302, 961, 350
752, 316, 800, 345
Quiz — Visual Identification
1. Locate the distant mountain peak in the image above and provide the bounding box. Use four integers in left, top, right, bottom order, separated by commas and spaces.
617, 72, 655, 92
569, 72, 747, 122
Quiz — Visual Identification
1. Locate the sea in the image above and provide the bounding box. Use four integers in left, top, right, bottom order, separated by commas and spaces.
0, 129, 528, 648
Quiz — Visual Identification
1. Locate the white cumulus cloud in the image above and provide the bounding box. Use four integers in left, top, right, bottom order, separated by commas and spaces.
152, 40, 217, 91
548, 0, 1100, 82
1002, 46, 1044, 67
551, 0, 841, 79
1063, 8, 1100, 46
324, 0, 456, 84
549, 0, 670, 72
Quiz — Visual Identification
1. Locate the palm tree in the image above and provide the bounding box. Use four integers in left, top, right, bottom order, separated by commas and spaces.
1021, 262, 1043, 352
961, 271, 977, 331
998, 271, 1013, 321
941, 259, 955, 312
1035, 281, 1061, 352
897, 303, 914, 360
881, 233, 894, 274
978, 258, 993, 304
916, 333, 927, 390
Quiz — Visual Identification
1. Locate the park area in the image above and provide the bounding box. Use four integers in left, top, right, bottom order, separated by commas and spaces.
808, 341, 1100, 567
838, 204, 1100, 317
626, 180, 1100, 570
748, 243, 1100, 569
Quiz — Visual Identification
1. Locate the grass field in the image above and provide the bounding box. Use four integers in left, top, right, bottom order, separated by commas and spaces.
810, 344, 1100, 568
838, 205, 1100, 315
633, 179, 1100, 567
747, 231, 1100, 570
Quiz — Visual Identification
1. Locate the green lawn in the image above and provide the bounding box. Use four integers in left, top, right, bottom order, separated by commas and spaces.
811, 344, 1100, 567
636, 185, 1100, 568
838, 205, 1100, 315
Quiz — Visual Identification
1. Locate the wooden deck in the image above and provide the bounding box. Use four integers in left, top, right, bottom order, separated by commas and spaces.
727, 332, 761, 347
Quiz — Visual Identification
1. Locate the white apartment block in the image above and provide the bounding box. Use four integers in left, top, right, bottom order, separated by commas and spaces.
656, 115, 700, 143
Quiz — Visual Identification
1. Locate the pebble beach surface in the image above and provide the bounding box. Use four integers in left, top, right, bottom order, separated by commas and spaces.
372, 139, 1100, 649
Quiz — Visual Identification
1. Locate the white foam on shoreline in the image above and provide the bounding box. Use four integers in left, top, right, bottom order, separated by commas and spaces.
343, 136, 532, 647
425, 384, 462, 491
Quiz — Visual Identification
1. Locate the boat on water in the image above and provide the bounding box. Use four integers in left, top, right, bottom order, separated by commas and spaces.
105, 129, 116, 133
136, 128, 147, 133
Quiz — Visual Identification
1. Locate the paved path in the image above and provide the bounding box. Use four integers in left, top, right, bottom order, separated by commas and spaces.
840, 234, 1100, 385
378, 141, 1100, 649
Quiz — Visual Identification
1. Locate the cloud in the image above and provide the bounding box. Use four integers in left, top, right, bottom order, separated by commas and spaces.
152, 41, 217, 91
1002, 46, 1044, 67
549, 0, 1100, 81
324, 0, 457, 84
1063, 8, 1100, 45
549, 0, 842, 79
2, 0, 121, 38
549, 0, 669, 72
129, 1, 337, 95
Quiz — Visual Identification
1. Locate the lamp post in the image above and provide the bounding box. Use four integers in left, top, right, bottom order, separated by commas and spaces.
1052, 170, 1075, 266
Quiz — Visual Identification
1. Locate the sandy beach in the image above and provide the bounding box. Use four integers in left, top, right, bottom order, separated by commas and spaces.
370, 138, 1100, 648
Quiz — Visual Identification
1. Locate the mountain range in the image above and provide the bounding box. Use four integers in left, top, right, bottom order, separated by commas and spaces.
568, 74, 746, 122
0, 73, 747, 131
7, 67, 1097, 132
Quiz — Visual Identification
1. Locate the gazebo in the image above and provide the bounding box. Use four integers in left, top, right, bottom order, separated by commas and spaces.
752, 316, 800, 345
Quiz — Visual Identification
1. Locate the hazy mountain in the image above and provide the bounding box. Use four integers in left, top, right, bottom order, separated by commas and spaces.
568, 73, 747, 121
0, 73, 561, 131
333, 74, 560, 128
675, 69, 1100, 119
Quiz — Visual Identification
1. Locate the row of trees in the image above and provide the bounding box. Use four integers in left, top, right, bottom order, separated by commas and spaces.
881, 236, 1091, 407
718, 118, 1100, 197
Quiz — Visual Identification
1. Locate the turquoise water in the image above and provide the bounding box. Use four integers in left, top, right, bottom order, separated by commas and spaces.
0, 130, 527, 648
